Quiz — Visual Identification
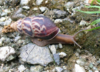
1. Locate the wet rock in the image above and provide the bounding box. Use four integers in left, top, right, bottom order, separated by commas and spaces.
30, 65, 43, 72
18, 65, 26, 72
19, 43, 53, 66
0, 46, 15, 61
73, 64, 86, 72
53, 9, 67, 18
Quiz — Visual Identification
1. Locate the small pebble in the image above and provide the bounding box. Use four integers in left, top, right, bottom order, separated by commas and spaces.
39, 6, 47, 12
18, 65, 26, 72
59, 52, 67, 58
58, 43, 63, 48
49, 45, 56, 54
55, 67, 63, 72
54, 19, 63, 24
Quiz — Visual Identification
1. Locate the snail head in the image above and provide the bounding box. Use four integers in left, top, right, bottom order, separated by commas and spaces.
2, 22, 17, 33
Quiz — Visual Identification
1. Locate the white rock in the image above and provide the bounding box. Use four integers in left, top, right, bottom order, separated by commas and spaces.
0, 46, 15, 61
58, 43, 63, 48
39, 6, 47, 12
36, 0, 43, 5
0, 40, 3, 46
76, 59, 86, 66
0, 17, 6, 22
80, 20, 87, 26
18, 65, 26, 72
4, 9, 11, 14
55, 67, 63, 72
33, 7, 39, 11
49, 45, 56, 54
22, 6, 30, 10
73, 64, 86, 72
59, 52, 67, 58
0, 37, 6, 42
95, 70, 99, 72
1, 12, 7, 16
20, 0, 29, 5
54, 19, 63, 24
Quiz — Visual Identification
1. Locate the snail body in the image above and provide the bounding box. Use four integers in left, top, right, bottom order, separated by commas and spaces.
2, 16, 82, 48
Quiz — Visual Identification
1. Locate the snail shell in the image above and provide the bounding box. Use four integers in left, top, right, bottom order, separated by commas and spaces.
11, 16, 59, 40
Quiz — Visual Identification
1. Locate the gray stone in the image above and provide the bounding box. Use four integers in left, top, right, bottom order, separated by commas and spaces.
20, 0, 29, 5
30, 65, 43, 72
36, 0, 43, 5
53, 53, 60, 65
19, 43, 53, 66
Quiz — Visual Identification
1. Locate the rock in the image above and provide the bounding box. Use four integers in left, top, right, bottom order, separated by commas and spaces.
0, 46, 15, 61
0, 0, 4, 5
0, 40, 3, 46
0, 17, 6, 22
76, 59, 86, 66
22, 6, 30, 10
54, 19, 63, 24
6, 55, 15, 61
39, 6, 47, 12
12, 8, 26, 20
1, 9, 11, 16
79, 20, 87, 26
59, 52, 67, 58
1, 12, 7, 17
64, 2, 74, 12
4, 18, 12, 26
20, 0, 29, 5
33, 7, 39, 11
36, 0, 43, 5
53, 9, 67, 18
73, 64, 86, 72
14, 36, 21, 42
19, 43, 53, 66
58, 43, 63, 48
18, 65, 26, 72
49, 45, 56, 54
30, 65, 43, 72
53, 53, 60, 65
55, 67, 63, 72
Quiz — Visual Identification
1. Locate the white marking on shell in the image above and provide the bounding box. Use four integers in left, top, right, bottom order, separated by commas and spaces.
32, 21, 46, 34
33, 17, 44, 21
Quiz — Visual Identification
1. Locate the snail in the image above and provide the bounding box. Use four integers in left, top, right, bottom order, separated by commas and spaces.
2, 16, 83, 48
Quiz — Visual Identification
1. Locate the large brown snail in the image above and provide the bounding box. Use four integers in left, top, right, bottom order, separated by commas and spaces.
2, 16, 83, 48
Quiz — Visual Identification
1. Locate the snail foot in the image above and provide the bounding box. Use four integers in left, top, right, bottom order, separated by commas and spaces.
37, 39, 43, 41
31, 38, 49, 46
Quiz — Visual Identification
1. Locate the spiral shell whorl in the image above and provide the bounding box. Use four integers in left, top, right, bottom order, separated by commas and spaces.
17, 16, 59, 40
